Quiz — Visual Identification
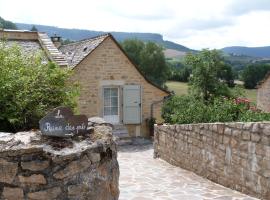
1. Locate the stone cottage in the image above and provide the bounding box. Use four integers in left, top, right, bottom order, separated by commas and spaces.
257, 72, 270, 112
58, 34, 170, 138
1, 30, 170, 138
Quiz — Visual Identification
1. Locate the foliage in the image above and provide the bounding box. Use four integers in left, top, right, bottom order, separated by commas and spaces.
186, 49, 234, 101
121, 39, 144, 66
0, 16, 17, 29
162, 95, 270, 124
239, 110, 270, 122
168, 63, 191, 82
0, 41, 79, 132
30, 25, 38, 31
121, 39, 169, 87
241, 64, 270, 89
217, 63, 235, 87
162, 95, 208, 124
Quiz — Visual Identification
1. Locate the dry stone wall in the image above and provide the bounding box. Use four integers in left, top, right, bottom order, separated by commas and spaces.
0, 124, 119, 200
154, 122, 270, 200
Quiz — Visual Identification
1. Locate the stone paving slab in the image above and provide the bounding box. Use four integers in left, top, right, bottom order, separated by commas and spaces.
118, 144, 258, 200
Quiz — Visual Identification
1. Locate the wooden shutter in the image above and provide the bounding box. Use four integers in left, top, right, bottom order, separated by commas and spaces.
123, 85, 141, 124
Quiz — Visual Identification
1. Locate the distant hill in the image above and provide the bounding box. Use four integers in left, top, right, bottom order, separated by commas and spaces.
222, 46, 270, 58
16, 23, 194, 53
164, 49, 186, 59
0, 17, 17, 29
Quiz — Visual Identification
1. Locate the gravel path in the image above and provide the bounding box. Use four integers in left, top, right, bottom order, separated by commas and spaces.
118, 144, 258, 200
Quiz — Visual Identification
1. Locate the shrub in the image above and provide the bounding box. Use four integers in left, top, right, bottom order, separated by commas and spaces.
162, 95, 270, 124
0, 41, 79, 132
241, 64, 270, 89
162, 96, 208, 124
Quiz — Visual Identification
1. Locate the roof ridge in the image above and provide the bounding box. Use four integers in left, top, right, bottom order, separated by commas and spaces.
38, 32, 68, 67
61, 33, 111, 47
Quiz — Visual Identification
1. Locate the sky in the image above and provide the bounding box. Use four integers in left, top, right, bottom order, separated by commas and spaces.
0, 0, 270, 50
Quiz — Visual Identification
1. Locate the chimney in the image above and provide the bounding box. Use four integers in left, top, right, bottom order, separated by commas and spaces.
50, 34, 61, 48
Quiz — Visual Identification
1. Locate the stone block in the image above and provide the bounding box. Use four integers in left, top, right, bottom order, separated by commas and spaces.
243, 123, 253, 130
224, 127, 232, 135
0, 158, 18, 184
28, 187, 61, 200
68, 184, 88, 199
88, 152, 101, 163
217, 124, 225, 134
261, 136, 270, 145
260, 158, 270, 170
262, 125, 270, 136
262, 169, 270, 178
242, 131, 251, 141
18, 174, 46, 185
230, 138, 238, 148
21, 160, 49, 171
251, 123, 260, 133
223, 136, 230, 145
232, 129, 241, 137
2, 187, 24, 200
251, 133, 261, 143
53, 155, 91, 179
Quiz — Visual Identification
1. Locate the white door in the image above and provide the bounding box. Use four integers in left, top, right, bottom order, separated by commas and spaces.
123, 85, 141, 124
103, 87, 119, 124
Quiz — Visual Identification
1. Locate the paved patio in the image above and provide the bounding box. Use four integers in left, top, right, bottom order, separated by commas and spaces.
118, 143, 258, 200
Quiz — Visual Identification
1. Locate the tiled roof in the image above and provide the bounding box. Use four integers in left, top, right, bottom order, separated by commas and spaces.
6, 40, 48, 63
59, 34, 109, 67
6, 40, 44, 55
0, 30, 68, 67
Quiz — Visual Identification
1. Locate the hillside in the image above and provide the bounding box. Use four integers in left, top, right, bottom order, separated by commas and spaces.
222, 46, 270, 58
16, 23, 194, 53
0, 17, 17, 29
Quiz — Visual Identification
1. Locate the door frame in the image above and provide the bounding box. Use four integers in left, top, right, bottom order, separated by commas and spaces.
102, 86, 121, 124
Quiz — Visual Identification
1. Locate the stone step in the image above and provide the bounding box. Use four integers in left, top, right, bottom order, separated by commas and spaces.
115, 139, 132, 146
113, 124, 128, 131
112, 125, 131, 146
113, 131, 129, 139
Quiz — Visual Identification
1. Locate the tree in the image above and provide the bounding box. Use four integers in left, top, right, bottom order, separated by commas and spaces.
242, 64, 270, 89
121, 39, 144, 66
186, 49, 232, 101
217, 63, 235, 87
0, 16, 17, 29
30, 25, 38, 31
140, 42, 169, 86
168, 64, 191, 82
0, 41, 79, 132
121, 39, 169, 87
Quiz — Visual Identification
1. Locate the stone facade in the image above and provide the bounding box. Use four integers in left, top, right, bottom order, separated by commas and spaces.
257, 74, 270, 112
0, 124, 119, 200
154, 122, 270, 200
69, 36, 168, 137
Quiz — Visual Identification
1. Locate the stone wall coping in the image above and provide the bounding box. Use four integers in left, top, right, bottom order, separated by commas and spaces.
0, 130, 112, 158
155, 121, 270, 126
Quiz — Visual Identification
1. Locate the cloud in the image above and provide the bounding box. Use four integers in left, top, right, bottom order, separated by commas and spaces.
102, 0, 174, 21
226, 0, 270, 15
0, 0, 270, 49
177, 18, 234, 31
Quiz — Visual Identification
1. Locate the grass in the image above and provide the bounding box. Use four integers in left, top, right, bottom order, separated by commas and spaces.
166, 81, 257, 103
166, 81, 189, 96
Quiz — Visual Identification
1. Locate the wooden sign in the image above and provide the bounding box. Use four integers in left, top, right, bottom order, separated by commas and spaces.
39, 107, 88, 137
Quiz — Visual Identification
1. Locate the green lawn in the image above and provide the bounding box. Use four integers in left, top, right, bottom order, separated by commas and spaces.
166, 81, 257, 103
166, 81, 189, 96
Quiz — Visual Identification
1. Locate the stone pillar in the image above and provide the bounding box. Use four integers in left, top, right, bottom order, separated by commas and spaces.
0, 122, 119, 200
